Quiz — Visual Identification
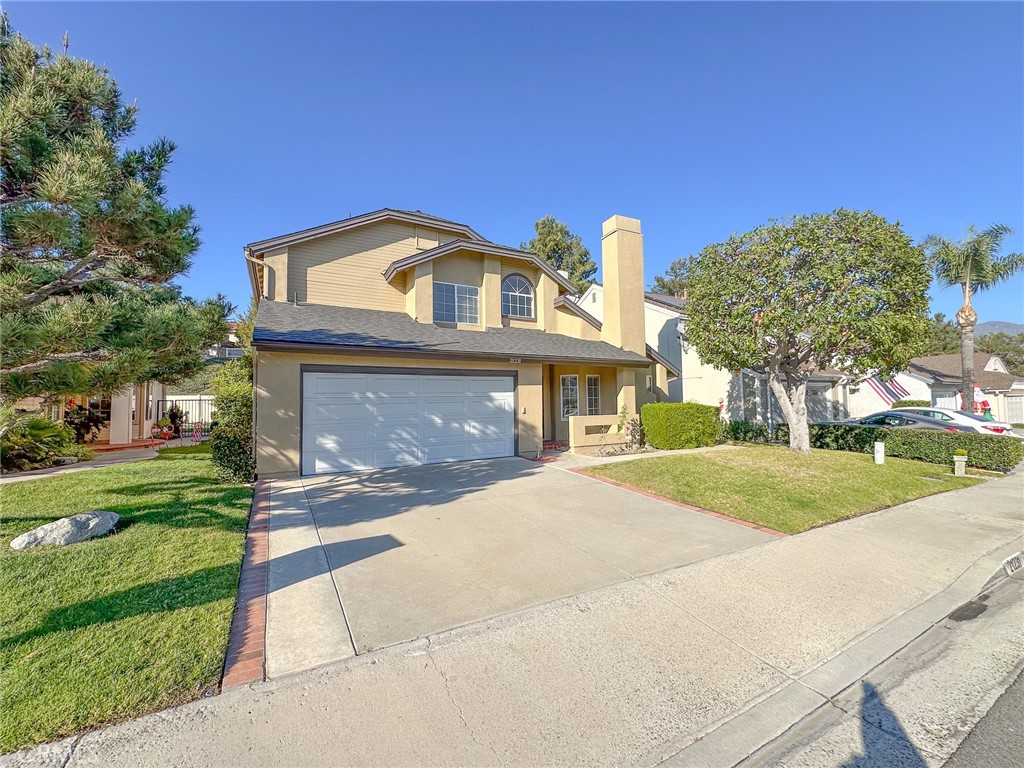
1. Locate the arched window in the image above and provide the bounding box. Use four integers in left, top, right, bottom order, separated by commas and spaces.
502, 274, 534, 319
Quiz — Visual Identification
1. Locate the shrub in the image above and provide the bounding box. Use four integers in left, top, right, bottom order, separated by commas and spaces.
210, 356, 254, 481
210, 425, 254, 482
876, 429, 1024, 472
642, 402, 722, 450
1, 417, 90, 472
723, 419, 773, 444
727, 421, 1024, 472
891, 399, 930, 408
62, 404, 109, 443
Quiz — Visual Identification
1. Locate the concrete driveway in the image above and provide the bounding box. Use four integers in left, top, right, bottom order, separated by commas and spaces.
265, 457, 771, 677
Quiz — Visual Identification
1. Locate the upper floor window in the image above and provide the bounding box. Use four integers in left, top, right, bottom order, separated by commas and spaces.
434, 281, 479, 324
502, 274, 534, 319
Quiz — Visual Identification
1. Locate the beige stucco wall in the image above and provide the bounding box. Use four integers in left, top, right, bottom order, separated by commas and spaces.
550, 306, 601, 340
548, 365, 619, 443
254, 349, 545, 478
282, 221, 458, 311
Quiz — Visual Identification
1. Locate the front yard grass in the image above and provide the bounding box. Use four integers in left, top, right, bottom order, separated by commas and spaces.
583, 444, 983, 535
0, 444, 252, 753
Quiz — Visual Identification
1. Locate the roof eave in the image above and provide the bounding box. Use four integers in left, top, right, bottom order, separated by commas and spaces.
250, 337, 651, 368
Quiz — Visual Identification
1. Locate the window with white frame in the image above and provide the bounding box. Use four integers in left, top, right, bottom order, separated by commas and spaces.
433, 281, 479, 324
501, 274, 534, 319
560, 375, 579, 421
586, 375, 600, 415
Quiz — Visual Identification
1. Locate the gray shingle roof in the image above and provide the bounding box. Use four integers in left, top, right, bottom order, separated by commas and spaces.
908, 353, 1022, 391
644, 292, 686, 312
253, 301, 651, 366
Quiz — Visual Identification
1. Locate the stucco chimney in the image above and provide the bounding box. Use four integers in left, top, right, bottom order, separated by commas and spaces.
600, 215, 646, 354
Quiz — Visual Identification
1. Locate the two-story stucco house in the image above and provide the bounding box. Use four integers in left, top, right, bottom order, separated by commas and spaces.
245, 209, 678, 477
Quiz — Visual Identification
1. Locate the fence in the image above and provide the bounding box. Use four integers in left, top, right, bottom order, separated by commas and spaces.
157, 397, 216, 436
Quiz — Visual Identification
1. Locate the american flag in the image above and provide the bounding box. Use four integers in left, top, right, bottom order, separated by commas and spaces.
866, 375, 911, 406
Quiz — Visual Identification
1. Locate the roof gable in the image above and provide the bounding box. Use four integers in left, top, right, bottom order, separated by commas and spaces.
245, 209, 486, 256
383, 240, 577, 294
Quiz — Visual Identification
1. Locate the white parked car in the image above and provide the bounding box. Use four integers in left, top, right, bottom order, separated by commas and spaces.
893, 407, 1021, 437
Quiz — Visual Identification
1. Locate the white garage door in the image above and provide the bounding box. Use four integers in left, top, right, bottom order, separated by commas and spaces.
302, 371, 515, 475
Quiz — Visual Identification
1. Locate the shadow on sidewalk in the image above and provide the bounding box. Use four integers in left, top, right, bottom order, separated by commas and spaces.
843, 681, 928, 767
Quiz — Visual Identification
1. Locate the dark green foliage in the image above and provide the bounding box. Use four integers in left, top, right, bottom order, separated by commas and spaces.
641, 402, 722, 450
166, 360, 225, 396
166, 404, 183, 438
651, 256, 694, 298
521, 216, 597, 295
61, 403, 108, 443
722, 420, 774, 444
0, 16, 229, 414
209, 356, 253, 482
925, 313, 960, 355
891, 399, 930, 408
1, 417, 87, 471
726, 421, 1024, 472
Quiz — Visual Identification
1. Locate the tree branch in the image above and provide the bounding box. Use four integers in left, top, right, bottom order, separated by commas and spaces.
0, 350, 109, 376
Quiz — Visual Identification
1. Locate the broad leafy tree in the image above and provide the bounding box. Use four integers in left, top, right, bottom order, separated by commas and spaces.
521, 215, 597, 295
651, 256, 694, 298
0, 16, 228, 432
686, 210, 929, 453
922, 225, 1024, 412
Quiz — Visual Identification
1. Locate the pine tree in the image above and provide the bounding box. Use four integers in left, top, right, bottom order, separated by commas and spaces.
0, 15, 229, 431
521, 216, 597, 295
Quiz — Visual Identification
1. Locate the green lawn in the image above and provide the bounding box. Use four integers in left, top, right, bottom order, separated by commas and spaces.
583, 445, 983, 535
0, 445, 252, 753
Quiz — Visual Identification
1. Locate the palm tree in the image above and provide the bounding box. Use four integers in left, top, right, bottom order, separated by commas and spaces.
922, 225, 1024, 413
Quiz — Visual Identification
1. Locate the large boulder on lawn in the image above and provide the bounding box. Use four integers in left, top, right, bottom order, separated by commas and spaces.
10, 511, 119, 550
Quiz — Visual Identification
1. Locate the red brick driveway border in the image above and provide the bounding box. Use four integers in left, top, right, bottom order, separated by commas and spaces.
570, 468, 788, 538
221, 478, 271, 691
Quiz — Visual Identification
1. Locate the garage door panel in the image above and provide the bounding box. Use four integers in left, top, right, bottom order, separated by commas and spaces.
372, 445, 423, 467
469, 398, 512, 416
422, 377, 468, 395
302, 372, 514, 475
375, 400, 424, 418
469, 418, 512, 438
306, 427, 372, 450
312, 375, 371, 395
423, 398, 469, 417
421, 420, 467, 439
470, 438, 514, 458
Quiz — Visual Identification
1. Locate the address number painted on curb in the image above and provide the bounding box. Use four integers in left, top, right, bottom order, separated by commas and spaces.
1002, 552, 1023, 577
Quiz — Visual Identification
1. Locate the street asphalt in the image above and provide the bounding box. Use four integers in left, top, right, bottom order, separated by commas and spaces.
943, 665, 1024, 768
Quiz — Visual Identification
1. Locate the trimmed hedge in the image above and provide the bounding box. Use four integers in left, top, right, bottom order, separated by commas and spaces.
891, 399, 930, 408
724, 421, 1024, 472
641, 402, 722, 450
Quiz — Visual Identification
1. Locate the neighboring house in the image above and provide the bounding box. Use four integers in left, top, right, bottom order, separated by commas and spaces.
207, 322, 244, 359
16, 381, 167, 446
907, 353, 1024, 423
245, 209, 678, 477
579, 287, 849, 423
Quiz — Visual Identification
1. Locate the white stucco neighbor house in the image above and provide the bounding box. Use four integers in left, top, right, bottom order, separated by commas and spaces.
578, 286, 1024, 426
577, 285, 848, 423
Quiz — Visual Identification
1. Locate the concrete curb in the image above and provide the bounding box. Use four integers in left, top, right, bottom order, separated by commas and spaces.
648, 537, 1024, 768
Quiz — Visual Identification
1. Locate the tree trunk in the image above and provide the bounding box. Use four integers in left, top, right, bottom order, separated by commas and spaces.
956, 291, 977, 414
768, 373, 810, 453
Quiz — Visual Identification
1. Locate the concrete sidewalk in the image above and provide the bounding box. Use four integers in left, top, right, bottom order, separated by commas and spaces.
4, 472, 1022, 768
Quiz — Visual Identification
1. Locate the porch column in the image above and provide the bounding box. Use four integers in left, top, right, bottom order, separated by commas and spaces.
108, 388, 132, 445
615, 367, 639, 418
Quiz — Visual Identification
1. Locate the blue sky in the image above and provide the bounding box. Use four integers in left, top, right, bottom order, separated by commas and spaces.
10, 2, 1024, 324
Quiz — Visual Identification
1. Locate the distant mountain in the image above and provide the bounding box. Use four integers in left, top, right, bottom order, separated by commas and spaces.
977, 321, 1024, 336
